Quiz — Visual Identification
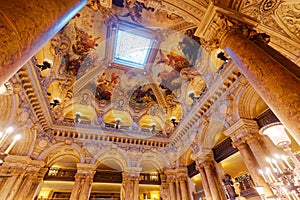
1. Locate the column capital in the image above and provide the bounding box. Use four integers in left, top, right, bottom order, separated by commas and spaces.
195, 3, 258, 50
224, 118, 259, 139
76, 163, 97, 176
192, 149, 213, 163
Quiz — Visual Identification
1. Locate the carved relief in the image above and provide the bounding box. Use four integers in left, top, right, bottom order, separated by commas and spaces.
275, 3, 300, 41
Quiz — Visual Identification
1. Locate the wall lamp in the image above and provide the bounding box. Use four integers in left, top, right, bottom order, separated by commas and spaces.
115, 119, 121, 129
171, 117, 178, 127
50, 98, 60, 108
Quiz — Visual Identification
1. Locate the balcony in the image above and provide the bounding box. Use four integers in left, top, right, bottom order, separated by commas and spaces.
44, 168, 161, 185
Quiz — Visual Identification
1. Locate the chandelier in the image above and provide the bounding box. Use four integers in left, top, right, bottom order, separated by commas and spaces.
257, 110, 300, 199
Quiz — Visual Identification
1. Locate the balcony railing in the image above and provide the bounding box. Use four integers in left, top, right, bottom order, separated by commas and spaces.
139, 173, 161, 185
44, 168, 161, 185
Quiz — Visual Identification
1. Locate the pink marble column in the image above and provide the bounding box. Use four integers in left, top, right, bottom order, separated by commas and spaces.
121, 172, 140, 200
244, 133, 269, 169
15, 167, 47, 199
0, 0, 87, 86
220, 30, 300, 145
169, 181, 177, 200
80, 175, 94, 200
133, 177, 140, 200
213, 160, 227, 200
179, 179, 189, 200
203, 161, 221, 200
197, 163, 212, 200
233, 141, 273, 196
70, 164, 96, 200
0, 155, 44, 200
175, 180, 181, 200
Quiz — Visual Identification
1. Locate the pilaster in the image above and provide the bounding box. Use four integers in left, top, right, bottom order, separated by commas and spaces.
70, 163, 97, 200
121, 167, 141, 200
0, 155, 45, 200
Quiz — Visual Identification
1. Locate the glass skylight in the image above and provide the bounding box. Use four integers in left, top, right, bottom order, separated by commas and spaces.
113, 30, 152, 69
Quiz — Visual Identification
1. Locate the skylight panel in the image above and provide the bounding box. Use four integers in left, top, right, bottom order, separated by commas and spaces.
113, 30, 152, 69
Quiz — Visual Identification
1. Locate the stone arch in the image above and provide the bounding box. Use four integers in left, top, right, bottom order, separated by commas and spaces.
177, 147, 194, 166
200, 118, 226, 150
37, 143, 84, 166
92, 147, 129, 171
138, 152, 170, 172
235, 83, 263, 119
0, 94, 17, 127
11, 127, 37, 156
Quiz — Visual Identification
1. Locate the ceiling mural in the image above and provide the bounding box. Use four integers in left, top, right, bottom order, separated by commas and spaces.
33, 0, 213, 139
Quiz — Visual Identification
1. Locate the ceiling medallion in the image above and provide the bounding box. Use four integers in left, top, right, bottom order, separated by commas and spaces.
260, 0, 280, 14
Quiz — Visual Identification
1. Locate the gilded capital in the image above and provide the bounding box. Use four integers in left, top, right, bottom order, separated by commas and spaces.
195, 3, 257, 50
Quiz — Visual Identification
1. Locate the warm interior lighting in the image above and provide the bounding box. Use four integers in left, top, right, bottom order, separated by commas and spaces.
170, 117, 178, 127
4, 134, 22, 154
260, 123, 300, 198
261, 124, 291, 147
14, 134, 21, 141
114, 30, 152, 69
50, 98, 60, 108
151, 123, 156, 133
255, 186, 265, 196
75, 112, 81, 123
6, 127, 14, 134
115, 118, 121, 129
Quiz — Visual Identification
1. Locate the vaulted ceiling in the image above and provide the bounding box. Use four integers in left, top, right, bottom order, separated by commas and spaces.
33, 0, 221, 141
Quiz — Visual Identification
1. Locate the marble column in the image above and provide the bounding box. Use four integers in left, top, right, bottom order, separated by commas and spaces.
70, 163, 96, 200
159, 173, 169, 200
196, 163, 212, 200
179, 178, 189, 200
203, 161, 221, 200
196, 4, 300, 145
121, 173, 132, 200
224, 119, 273, 196
0, 0, 87, 86
26, 167, 48, 200
133, 176, 140, 200
165, 168, 181, 200
222, 30, 300, 145
244, 133, 269, 169
233, 141, 272, 196
14, 161, 47, 200
213, 160, 227, 200
175, 180, 181, 200
168, 181, 177, 200
0, 155, 42, 200
121, 169, 141, 200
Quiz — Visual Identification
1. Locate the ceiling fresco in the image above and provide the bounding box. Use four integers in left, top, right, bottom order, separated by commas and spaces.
34, 0, 220, 139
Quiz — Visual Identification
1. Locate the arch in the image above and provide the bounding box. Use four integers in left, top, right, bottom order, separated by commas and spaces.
235, 83, 262, 119
37, 143, 84, 166
177, 147, 194, 166
138, 152, 170, 172
11, 127, 37, 156
200, 119, 225, 150
0, 94, 17, 128
91, 147, 129, 171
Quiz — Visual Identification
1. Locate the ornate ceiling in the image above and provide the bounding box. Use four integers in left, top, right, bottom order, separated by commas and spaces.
1, 0, 299, 173
33, 0, 217, 140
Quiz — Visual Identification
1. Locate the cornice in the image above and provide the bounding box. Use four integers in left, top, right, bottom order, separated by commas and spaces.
17, 66, 50, 130
170, 61, 241, 146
